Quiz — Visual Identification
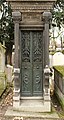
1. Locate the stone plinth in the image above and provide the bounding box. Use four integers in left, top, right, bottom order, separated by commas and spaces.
13, 99, 51, 112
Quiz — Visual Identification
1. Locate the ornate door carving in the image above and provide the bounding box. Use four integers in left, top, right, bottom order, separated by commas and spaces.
32, 31, 43, 96
21, 31, 43, 96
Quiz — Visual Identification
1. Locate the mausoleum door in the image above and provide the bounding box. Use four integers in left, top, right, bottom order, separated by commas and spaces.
21, 31, 43, 96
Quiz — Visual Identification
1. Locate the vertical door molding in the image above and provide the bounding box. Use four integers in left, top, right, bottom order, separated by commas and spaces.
43, 12, 52, 67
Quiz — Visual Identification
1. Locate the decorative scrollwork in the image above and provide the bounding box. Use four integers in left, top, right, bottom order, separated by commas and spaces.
36, 75, 40, 84
33, 32, 42, 62
21, 31, 30, 62
34, 74, 41, 91
23, 73, 29, 91
21, 31, 43, 95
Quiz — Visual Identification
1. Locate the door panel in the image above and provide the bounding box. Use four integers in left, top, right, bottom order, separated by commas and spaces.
32, 31, 43, 95
33, 64, 42, 96
22, 63, 32, 96
21, 31, 43, 96
21, 31, 32, 96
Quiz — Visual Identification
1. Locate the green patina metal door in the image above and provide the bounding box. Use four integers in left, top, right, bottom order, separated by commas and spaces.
21, 31, 43, 96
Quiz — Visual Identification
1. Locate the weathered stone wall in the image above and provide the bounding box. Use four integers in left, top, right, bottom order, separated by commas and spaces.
0, 43, 6, 96
54, 67, 64, 108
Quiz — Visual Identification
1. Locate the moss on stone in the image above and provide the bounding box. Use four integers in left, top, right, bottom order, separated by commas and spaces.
53, 66, 64, 76
49, 51, 56, 55
55, 91, 64, 110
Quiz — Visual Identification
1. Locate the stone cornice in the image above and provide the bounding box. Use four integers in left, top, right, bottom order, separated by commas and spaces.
8, 2, 54, 13
6, 0, 56, 2
6, 0, 57, 26
6, 0, 57, 13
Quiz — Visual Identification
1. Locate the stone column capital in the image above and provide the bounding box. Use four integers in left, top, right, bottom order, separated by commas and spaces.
43, 12, 52, 24
12, 11, 21, 23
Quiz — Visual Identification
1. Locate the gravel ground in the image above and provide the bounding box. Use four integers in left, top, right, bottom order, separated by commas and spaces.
0, 86, 64, 120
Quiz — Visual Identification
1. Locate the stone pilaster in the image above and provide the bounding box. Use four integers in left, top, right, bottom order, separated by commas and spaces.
43, 12, 52, 67
43, 12, 52, 111
12, 11, 21, 107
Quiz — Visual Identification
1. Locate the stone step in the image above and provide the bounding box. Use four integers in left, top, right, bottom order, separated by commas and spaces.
13, 99, 51, 112
5, 106, 59, 119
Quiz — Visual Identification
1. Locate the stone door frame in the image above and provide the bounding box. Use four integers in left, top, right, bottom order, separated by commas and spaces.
12, 11, 52, 109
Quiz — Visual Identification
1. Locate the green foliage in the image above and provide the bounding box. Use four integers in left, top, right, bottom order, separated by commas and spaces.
52, 0, 64, 28
49, 51, 56, 55
0, 0, 14, 43
54, 66, 64, 76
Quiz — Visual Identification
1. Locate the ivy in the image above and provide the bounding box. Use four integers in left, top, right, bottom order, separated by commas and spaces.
52, 0, 64, 28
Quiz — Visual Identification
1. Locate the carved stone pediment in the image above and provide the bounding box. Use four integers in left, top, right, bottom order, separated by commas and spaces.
6, 0, 56, 13
7, 1, 55, 12
6, 0, 56, 26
